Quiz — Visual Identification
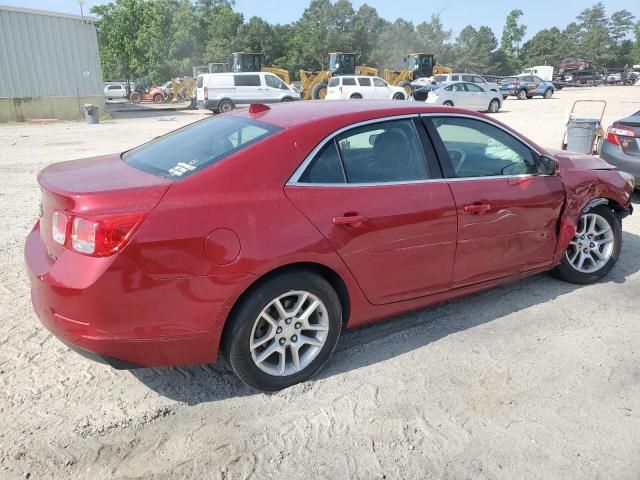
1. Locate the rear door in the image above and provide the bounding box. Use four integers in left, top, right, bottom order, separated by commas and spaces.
285, 116, 458, 305
357, 77, 373, 98
233, 74, 263, 104
462, 82, 486, 110
424, 115, 565, 287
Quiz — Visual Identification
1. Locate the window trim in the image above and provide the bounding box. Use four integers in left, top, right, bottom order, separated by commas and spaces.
289, 114, 439, 187
421, 113, 547, 181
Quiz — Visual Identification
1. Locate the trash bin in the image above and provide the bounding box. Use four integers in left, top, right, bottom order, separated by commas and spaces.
83, 104, 99, 124
566, 118, 599, 154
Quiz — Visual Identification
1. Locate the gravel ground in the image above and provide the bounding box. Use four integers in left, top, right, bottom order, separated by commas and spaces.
1, 87, 639, 480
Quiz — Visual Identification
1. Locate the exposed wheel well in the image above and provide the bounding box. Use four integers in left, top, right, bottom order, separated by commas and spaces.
222, 262, 351, 349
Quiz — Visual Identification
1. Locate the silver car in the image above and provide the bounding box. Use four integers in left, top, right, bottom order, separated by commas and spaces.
415, 73, 501, 92
425, 81, 503, 112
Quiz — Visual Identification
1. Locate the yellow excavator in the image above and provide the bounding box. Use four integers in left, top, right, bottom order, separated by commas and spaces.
384, 53, 452, 95
231, 52, 291, 85
300, 52, 378, 100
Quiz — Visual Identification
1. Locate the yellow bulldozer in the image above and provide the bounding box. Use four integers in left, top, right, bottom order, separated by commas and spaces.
231, 52, 291, 85
384, 53, 452, 95
299, 52, 378, 100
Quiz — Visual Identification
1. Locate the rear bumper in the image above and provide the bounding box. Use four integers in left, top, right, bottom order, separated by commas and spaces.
601, 142, 640, 185
25, 222, 233, 369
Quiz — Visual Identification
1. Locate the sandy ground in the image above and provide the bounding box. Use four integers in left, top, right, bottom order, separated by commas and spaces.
1, 87, 639, 480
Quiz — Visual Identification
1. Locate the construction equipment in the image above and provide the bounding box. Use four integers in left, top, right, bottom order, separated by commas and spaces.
299, 52, 378, 100
130, 77, 166, 103
169, 76, 196, 102
384, 53, 452, 95
231, 52, 291, 85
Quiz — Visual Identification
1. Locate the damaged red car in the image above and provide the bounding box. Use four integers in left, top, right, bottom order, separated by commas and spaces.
25, 101, 634, 391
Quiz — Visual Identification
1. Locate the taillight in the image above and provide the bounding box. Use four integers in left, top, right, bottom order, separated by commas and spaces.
52, 211, 146, 257
52, 210, 69, 245
204, 86, 208, 100
606, 125, 635, 146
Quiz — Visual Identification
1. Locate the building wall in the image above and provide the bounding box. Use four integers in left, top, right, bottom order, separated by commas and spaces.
0, 6, 105, 121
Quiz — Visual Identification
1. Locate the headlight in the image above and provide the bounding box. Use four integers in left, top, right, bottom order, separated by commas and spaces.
619, 170, 635, 190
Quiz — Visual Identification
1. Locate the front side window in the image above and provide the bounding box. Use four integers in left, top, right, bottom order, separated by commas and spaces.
464, 83, 484, 92
432, 117, 539, 178
328, 77, 340, 87
472, 76, 485, 84
299, 119, 429, 184
372, 78, 386, 87
123, 117, 280, 179
265, 75, 286, 89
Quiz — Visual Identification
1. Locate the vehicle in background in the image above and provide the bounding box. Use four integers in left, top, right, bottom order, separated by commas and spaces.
600, 111, 640, 187
425, 81, 502, 112
325, 75, 406, 100
130, 77, 167, 104
196, 72, 300, 113
500, 75, 555, 100
25, 101, 634, 391
424, 73, 500, 92
159, 80, 173, 97
482, 75, 503, 85
412, 83, 438, 102
523, 66, 554, 82
383, 52, 452, 95
562, 69, 602, 86
103, 84, 128, 100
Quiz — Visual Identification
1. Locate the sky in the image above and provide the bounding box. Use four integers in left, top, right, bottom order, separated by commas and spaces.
2, 0, 638, 41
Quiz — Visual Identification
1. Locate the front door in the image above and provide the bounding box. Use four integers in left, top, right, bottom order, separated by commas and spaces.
425, 115, 565, 287
285, 117, 458, 305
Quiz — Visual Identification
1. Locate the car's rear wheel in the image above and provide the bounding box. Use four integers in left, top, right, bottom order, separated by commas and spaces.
130, 92, 142, 103
217, 99, 234, 113
552, 205, 621, 284
350, 93, 362, 99
544, 88, 554, 99
488, 99, 500, 113
153, 93, 164, 103
392, 92, 405, 100
224, 271, 342, 391
443, 100, 454, 107
517, 89, 527, 100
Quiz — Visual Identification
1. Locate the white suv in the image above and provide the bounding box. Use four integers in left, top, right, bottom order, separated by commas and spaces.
325, 76, 407, 100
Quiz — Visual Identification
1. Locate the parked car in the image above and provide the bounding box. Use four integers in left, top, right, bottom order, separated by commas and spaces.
325, 75, 407, 100
25, 101, 634, 391
412, 84, 438, 102
606, 72, 623, 84
103, 84, 128, 99
196, 72, 300, 113
500, 75, 555, 100
425, 81, 503, 112
600, 111, 640, 187
427, 73, 500, 92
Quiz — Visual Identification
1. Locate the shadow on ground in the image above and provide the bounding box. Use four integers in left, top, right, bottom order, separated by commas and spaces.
132, 225, 640, 405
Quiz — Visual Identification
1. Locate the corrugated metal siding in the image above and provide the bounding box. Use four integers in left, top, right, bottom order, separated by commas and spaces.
0, 7, 103, 98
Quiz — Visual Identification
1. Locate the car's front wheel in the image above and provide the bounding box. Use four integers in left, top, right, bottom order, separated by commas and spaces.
392, 92, 405, 100
544, 88, 554, 99
552, 205, 621, 284
223, 271, 342, 391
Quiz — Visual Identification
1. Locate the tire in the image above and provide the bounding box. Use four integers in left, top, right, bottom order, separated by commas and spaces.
398, 80, 412, 96
223, 271, 342, 391
502, 95, 508, 100
153, 93, 164, 103
544, 88, 554, 99
281, 97, 293, 102
217, 99, 234, 113
392, 92, 405, 100
488, 99, 500, 113
517, 89, 527, 100
130, 92, 142, 103
350, 93, 363, 99
443, 100, 454, 107
311, 82, 328, 100
551, 205, 621, 284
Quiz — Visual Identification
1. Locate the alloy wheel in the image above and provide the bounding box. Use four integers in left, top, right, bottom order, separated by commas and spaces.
565, 213, 615, 273
250, 291, 330, 376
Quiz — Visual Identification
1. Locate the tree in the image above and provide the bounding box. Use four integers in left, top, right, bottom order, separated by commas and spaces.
521, 27, 565, 67
453, 25, 501, 74
576, 2, 614, 66
416, 14, 453, 66
500, 9, 526, 72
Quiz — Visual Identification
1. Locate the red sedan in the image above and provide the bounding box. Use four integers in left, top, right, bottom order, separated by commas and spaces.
25, 101, 634, 391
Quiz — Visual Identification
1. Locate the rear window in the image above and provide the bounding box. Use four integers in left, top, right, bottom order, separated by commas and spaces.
501, 77, 517, 83
342, 77, 356, 86
123, 117, 281, 179
234, 75, 261, 87
328, 77, 340, 87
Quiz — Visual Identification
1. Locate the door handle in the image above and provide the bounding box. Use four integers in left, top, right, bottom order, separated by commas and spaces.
463, 204, 491, 214
332, 214, 368, 227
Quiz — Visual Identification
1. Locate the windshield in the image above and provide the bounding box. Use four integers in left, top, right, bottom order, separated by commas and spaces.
123, 117, 281, 179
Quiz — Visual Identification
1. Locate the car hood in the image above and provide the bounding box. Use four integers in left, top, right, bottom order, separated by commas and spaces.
547, 149, 616, 174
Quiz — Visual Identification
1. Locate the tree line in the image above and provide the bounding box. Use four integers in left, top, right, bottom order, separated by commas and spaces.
91, 0, 640, 83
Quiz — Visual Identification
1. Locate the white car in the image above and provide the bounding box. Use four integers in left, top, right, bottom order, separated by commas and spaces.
103, 83, 128, 99
325, 75, 407, 100
425, 81, 503, 113
421, 73, 501, 93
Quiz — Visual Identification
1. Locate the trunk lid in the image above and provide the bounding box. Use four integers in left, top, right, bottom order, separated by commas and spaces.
38, 153, 172, 256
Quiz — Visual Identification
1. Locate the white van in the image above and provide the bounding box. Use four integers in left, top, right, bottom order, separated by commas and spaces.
196, 72, 300, 113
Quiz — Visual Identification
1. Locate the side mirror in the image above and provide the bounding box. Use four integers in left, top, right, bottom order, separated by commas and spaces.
539, 155, 559, 175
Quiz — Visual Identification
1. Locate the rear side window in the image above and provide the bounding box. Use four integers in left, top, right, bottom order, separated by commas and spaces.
328, 77, 340, 87
342, 77, 356, 86
451, 75, 460, 81
358, 77, 372, 86
299, 142, 345, 184
434, 75, 447, 82
234, 75, 261, 87
123, 117, 281, 179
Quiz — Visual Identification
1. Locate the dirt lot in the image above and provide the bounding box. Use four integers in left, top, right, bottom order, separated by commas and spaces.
1, 87, 639, 480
